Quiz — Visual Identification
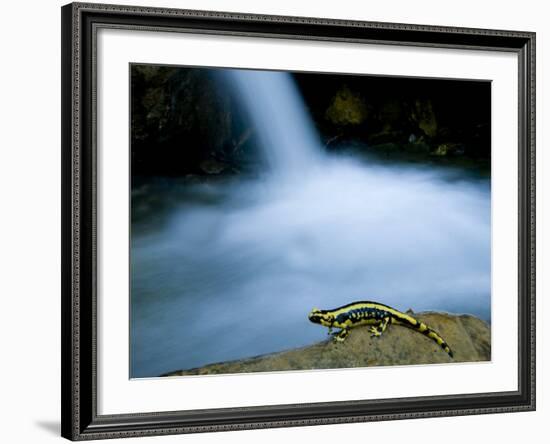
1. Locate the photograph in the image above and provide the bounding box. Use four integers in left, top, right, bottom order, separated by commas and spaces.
130, 64, 492, 379
58, 1, 536, 440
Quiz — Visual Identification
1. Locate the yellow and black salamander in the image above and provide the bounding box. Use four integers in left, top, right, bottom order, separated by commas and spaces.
308, 301, 453, 357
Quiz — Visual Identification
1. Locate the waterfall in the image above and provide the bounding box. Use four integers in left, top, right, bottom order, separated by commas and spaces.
226, 69, 322, 174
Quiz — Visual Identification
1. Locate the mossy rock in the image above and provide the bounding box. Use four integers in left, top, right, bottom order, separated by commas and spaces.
325, 86, 368, 126
432, 143, 466, 157
411, 99, 438, 138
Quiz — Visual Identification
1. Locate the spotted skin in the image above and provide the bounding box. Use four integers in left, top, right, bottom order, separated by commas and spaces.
308, 301, 453, 358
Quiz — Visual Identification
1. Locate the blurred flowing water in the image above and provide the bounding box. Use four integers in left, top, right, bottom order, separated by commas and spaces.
225, 69, 322, 175
130, 71, 491, 378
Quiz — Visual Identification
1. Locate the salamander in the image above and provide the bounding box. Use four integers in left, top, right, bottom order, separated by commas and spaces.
308, 301, 453, 358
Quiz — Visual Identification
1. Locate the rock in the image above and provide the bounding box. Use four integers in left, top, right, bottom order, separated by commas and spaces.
325, 86, 368, 126
410, 99, 438, 138
431, 143, 466, 157
164, 312, 490, 376
132, 65, 239, 176
199, 158, 228, 175
404, 140, 431, 154
369, 142, 402, 153
379, 99, 403, 131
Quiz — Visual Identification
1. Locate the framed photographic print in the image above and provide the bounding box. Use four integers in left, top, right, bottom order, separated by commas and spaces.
61, 2, 536, 440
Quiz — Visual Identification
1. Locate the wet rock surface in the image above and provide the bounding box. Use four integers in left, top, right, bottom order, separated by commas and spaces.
164, 312, 490, 377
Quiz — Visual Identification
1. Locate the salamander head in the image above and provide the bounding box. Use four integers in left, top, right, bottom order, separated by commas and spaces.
308, 308, 335, 327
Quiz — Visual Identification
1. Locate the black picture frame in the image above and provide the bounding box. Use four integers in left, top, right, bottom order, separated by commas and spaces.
61, 2, 536, 440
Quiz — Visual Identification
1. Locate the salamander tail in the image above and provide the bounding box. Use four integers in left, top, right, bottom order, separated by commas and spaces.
417, 322, 454, 358
391, 311, 453, 358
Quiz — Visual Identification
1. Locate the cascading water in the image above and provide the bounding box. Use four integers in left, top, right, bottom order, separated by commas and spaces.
225, 69, 322, 175
131, 69, 491, 378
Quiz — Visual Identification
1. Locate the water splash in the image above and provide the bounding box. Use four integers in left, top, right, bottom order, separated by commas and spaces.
131, 158, 490, 377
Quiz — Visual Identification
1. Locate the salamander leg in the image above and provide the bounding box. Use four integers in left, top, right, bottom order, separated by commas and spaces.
332, 328, 349, 342
370, 317, 390, 338
369, 326, 382, 337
